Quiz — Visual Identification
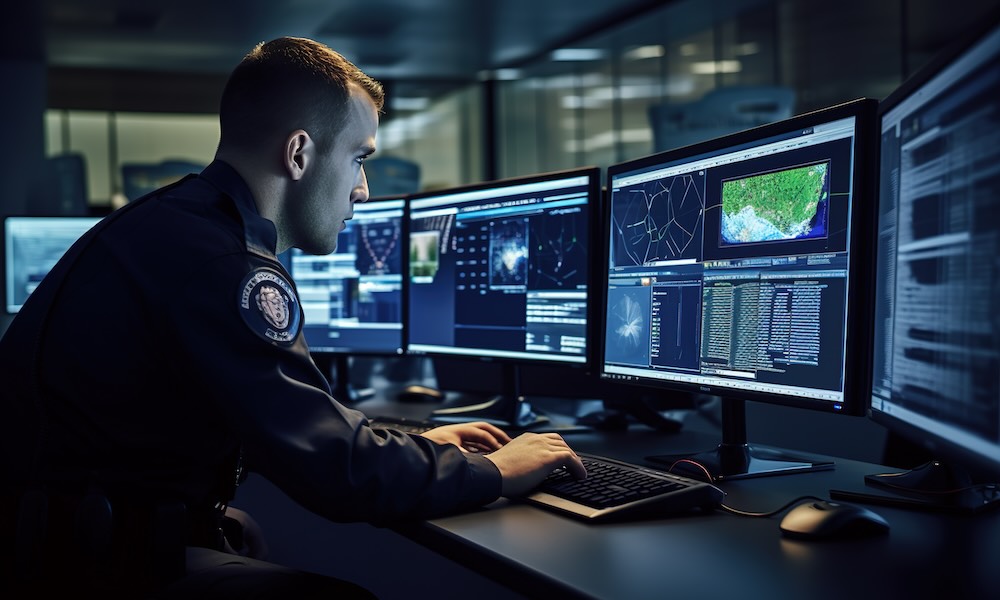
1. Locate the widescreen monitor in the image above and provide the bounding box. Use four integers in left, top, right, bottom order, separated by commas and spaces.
601, 98, 878, 480
280, 196, 406, 402
864, 14, 1000, 512
4, 216, 100, 313
407, 167, 601, 428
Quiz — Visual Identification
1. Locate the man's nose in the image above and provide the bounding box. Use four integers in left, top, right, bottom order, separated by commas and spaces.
353, 167, 370, 203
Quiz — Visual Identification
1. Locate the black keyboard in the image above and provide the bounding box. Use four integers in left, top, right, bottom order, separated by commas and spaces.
368, 416, 438, 434
524, 453, 724, 522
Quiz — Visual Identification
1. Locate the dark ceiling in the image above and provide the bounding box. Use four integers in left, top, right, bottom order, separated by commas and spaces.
43, 0, 665, 79
34, 0, 998, 115
37, 0, 671, 113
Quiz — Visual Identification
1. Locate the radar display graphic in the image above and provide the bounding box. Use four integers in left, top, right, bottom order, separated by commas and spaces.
604, 287, 651, 366
720, 161, 829, 245
490, 219, 528, 287
611, 172, 705, 267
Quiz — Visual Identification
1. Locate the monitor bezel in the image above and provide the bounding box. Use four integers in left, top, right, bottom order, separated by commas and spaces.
404, 166, 603, 374
868, 13, 1000, 481
599, 97, 879, 417
281, 194, 409, 358
3, 214, 102, 315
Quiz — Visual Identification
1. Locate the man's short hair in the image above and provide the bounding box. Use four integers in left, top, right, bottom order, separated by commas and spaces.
218, 37, 384, 153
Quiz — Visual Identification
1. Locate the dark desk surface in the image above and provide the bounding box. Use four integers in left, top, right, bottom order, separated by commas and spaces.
365, 396, 1000, 600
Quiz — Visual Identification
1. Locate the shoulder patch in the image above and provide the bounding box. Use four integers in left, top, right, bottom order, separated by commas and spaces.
238, 267, 301, 345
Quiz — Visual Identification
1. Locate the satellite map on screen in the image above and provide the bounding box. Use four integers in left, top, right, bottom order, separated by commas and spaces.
720, 161, 829, 245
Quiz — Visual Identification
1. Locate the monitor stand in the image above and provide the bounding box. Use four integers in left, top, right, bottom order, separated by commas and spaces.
316, 355, 375, 404
429, 363, 550, 430
858, 461, 1000, 513
646, 396, 833, 481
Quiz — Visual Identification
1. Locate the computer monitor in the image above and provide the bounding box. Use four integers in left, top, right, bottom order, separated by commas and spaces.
864, 14, 1000, 512
279, 196, 406, 402
4, 216, 101, 313
601, 97, 878, 480
407, 167, 601, 428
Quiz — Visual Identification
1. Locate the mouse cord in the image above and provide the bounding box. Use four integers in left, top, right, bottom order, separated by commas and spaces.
663, 458, 827, 517
715, 495, 827, 518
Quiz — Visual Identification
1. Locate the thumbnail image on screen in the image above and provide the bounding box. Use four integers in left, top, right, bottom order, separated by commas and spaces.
281, 197, 405, 354
4, 216, 100, 313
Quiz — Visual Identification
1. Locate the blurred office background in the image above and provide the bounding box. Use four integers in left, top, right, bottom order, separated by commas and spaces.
3, 0, 994, 215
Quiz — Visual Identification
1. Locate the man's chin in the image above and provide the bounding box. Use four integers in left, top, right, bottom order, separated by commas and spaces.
299, 240, 338, 256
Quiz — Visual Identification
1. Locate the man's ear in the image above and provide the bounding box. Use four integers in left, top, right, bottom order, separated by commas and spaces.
283, 129, 314, 181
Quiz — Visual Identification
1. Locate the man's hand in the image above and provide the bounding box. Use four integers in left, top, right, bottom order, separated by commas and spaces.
420, 421, 512, 453
222, 506, 269, 560
483, 432, 587, 497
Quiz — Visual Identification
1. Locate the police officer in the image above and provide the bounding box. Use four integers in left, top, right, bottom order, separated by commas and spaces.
0, 37, 586, 597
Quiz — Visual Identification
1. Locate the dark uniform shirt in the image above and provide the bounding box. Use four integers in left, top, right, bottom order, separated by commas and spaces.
0, 160, 501, 530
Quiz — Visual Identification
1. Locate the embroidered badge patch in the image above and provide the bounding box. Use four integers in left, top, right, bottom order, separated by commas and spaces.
238, 267, 301, 345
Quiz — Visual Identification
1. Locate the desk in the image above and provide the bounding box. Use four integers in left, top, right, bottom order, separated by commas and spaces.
383, 419, 999, 600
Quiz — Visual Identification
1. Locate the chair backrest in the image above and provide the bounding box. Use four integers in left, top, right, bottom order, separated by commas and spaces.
121, 160, 203, 202
28, 153, 89, 216
364, 156, 421, 197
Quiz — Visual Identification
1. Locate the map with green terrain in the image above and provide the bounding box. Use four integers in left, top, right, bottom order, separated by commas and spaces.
720, 161, 829, 244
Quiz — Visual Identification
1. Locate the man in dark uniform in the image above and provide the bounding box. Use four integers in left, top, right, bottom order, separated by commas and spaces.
0, 37, 586, 597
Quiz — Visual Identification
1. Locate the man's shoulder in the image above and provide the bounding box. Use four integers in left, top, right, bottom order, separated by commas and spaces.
108, 181, 246, 256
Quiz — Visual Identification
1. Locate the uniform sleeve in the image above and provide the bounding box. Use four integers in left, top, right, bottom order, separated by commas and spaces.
165, 252, 502, 524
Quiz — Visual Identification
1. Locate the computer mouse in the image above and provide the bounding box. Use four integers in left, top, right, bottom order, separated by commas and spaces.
779, 500, 889, 540
397, 384, 445, 403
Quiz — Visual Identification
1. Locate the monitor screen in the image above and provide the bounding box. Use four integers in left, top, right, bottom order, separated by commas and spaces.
4, 216, 100, 313
869, 16, 1000, 495
601, 98, 878, 479
406, 168, 601, 428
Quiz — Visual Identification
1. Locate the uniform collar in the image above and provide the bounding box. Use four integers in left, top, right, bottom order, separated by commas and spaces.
199, 159, 278, 260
